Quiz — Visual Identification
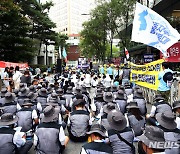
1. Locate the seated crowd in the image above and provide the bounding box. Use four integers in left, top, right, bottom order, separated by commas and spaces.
0, 70, 179, 154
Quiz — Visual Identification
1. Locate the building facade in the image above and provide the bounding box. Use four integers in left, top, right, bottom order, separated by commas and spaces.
48, 0, 95, 35
38, 0, 96, 64
66, 34, 80, 61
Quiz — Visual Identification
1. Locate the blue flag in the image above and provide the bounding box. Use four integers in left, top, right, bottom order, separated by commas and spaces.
62, 48, 67, 58
62, 48, 67, 62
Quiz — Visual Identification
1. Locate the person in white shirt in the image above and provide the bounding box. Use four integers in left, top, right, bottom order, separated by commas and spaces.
103, 74, 112, 88
1, 67, 10, 91
84, 72, 91, 88
13, 66, 22, 89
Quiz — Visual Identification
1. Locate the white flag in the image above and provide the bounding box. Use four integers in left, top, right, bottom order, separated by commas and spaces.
58, 46, 61, 59
131, 2, 180, 57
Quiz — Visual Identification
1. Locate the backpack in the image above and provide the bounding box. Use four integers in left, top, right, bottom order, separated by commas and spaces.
163, 71, 173, 88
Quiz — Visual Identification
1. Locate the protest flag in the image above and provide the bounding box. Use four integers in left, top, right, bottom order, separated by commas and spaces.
58, 46, 62, 59
62, 48, 68, 63
125, 47, 130, 60
131, 2, 180, 57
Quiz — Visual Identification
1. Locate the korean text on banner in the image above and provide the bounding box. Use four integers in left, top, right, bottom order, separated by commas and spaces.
130, 59, 164, 90
131, 2, 180, 57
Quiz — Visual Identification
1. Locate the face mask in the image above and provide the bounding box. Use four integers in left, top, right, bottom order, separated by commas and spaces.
138, 142, 147, 154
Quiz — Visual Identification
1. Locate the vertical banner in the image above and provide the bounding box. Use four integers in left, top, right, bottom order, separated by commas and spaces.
130, 59, 164, 90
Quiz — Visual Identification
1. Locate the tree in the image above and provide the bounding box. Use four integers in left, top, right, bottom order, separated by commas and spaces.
0, 0, 37, 62
0, 0, 57, 62
80, 0, 136, 62
55, 33, 69, 58
97, 0, 136, 48
16, 0, 57, 54
80, 4, 109, 61
106, 44, 119, 58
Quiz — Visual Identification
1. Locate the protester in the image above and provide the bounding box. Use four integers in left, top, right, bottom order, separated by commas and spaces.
35, 67, 41, 75
1, 67, 10, 91
126, 101, 145, 137
94, 92, 105, 119
103, 74, 112, 88
13, 66, 22, 89
81, 124, 113, 154
121, 63, 131, 86
133, 89, 147, 115
36, 88, 48, 110
63, 86, 74, 111
148, 94, 172, 118
155, 111, 180, 154
16, 98, 39, 132
137, 126, 166, 154
114, 90, 127, 114
157, 62, 173, 102
172, 101, 180, 129
67, 99, 91, 142
99, 65, 104, 75
2, 92, 21, 114
107, 109, 135, 154
0, 88, 8, 105
0, 113, 33, 154
20, 70, 31, 87
17, 87, 29, 106
34, 105, 69, 154
9, 66, 14, 92
106, 65, 113, 80
101, 102, 116, 130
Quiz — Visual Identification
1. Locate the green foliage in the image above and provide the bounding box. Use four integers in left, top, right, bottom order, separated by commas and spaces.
106, 44, 119, 58
55, 33, 69, 58
0, 0, 57, 62
80, 0, 136, 61
80, 3, 109, 61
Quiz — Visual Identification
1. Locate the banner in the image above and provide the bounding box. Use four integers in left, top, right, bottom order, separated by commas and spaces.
144, 54, 154, 63
131, 2, 180, 57
160, 42, 180, 62
130, 59, 164, 90
0, 61, 28, 69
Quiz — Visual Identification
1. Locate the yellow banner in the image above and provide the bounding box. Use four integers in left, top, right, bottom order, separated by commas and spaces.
130, 59, 164, 90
